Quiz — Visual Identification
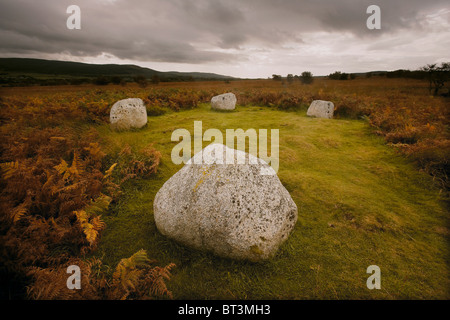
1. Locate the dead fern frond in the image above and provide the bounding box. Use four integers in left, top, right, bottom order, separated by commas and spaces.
1, 161, 19, 179
84, 194, 112, 216
11, 202, 28, 223
42, 169, 56, 191
108, 249, 175, 300
74, 194, 110, 246
49, 136, 66, 142
54, 159, 70, 180
58, 181, 82, 194
69, 151, 84, 177
147, 263, 176, 299
90, 215, 106, 231
26, 266, 74, 300
103, 163, 117, 180
119, 144, 161, 182
114, 249, 151, 277
113, 249, 151, 293
75, 210, 102, 246
84, 143, 105, 162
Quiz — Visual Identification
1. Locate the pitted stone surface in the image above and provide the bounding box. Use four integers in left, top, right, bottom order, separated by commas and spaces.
307, 100, 335, 119
211, 93, 237, 110
110, 98, 147, 130
153, 143, 298, 261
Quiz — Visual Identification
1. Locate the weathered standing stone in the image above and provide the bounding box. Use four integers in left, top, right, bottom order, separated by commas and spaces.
110, 98, 147, 130
211, 93, 237, 110
153, 143, 298, 261
307, 100, 335, 119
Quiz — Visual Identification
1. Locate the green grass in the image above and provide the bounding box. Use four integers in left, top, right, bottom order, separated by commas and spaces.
94, 103, 449, 299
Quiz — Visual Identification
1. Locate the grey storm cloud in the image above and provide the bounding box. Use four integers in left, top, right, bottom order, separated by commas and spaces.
0, 0, 449, 66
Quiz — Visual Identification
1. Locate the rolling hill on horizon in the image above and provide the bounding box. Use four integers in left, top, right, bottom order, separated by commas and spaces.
0, 57, 236, 85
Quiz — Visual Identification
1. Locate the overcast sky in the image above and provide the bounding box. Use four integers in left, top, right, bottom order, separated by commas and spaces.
0, 0, 449, 78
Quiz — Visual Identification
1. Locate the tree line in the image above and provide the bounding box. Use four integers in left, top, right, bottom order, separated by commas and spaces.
326, 62, 449, 95
272, 71, 314, 84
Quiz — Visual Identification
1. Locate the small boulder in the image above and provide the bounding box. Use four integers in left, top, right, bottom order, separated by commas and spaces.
211, 93, 237, 111
307, 100, 335, 119
153, 143, 298, 261
110, 98, 147, 130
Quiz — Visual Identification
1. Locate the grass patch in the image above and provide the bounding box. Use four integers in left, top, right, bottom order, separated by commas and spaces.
94, 104, 449, 299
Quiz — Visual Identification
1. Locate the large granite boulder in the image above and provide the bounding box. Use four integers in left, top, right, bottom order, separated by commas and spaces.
110, 98, 147, 130
307, 100, 335, 119
211, 93, 237, 111
153, 143, 298, 261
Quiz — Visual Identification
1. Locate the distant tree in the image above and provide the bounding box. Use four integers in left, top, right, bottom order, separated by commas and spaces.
111, 76, 122, 85
328, 71, 342, 80
386, 69, 427, 80
339, 73, 349, 80
93, 75, 110, 85
421, 62, 450, 95
272, 74, 282, 81
286, 74, 294, 84
366, 72, 372, 78
151, 74, 160, 85
328, 71, 349, 80
300, 71, 313, 84
350, 73, 356, 80
134, 75, 148, 87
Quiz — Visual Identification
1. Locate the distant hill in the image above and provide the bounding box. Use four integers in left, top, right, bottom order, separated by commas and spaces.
0, 58, 235, 86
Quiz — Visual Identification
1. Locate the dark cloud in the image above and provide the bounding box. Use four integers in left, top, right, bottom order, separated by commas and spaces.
0, 0, 448, 75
